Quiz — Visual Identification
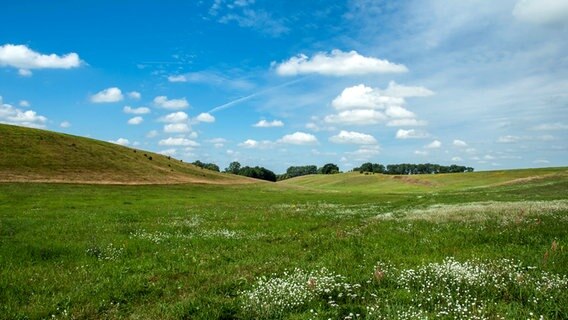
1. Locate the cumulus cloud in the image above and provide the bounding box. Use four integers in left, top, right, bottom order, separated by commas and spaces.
18, 69, 32, 77
127, 116, 143, 125
331, 84, 404, 110
128, 91, 141, 100
123, 106, 150, 114
329, 130, 377, 145
109, 138, 129, 146
453, 139, 468, 147
158, 137, 200, 147
415, 150, 428, 156
278, 132, 318, 145
160, 111, 189, 123
253, 119, 284, 127
0, 44, 81, 76
382, 81, 435, 98
60, 121, 71, 128
0, 97, 47, 128
425, 140, 442, 149
396, 129, 429, 139
387, 119, 427, 127
196, 112, 215, 123
90, 87, 124, 103
239, 139, 260, 148
163, 123, 190, 133
153, 96, 189, 109
513, 0, 568, 25
385, 105, 415, 118
19, 100, 30, 107
324, 109, 387, 125
452, 156, 463, 161
275, 50, 408, 76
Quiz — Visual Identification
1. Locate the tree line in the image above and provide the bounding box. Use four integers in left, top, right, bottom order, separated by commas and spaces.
354, 162, 474, 175
191, 159, 474, 182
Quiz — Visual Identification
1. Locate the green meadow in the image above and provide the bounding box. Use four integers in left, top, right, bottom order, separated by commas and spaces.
1, 167, 567, 319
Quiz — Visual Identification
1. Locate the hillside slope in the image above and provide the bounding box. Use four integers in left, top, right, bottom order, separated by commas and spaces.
278, 167, 568, 193
0, 124, 255, 185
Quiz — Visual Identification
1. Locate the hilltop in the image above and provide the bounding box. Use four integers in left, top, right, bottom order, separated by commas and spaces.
278, 167, 568, 193
0, 124, 255, 185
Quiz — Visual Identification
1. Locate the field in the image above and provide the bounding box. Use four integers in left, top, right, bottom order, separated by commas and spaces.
1, 167, 568, 319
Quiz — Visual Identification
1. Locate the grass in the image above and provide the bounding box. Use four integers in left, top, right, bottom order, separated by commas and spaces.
1, 171, 567, 319
0, 123, 253, 184
0, 124, 567, 319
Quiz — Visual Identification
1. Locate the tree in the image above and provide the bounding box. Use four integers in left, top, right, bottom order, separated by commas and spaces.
225, 161, 241, 174
319, 163, 339, 174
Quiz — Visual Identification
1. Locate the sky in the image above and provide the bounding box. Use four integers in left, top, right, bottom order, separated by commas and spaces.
1, 0, 567, 173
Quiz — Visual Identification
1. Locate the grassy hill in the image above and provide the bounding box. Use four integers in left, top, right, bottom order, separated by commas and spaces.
278, 167, 568, 193
0, 124, 254, 185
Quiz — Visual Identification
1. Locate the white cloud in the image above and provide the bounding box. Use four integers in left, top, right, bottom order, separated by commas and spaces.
127, 116, 143, 125
387, 119, 427, 127
513, 0, 568, 25
90, 87, 123, 103
253, 119, 284, 127
158, 137, 200, 147
324, 109, 387, 125
275, 49, 408, 76
208, 138, 226, 148
497, 135, 521, 143
0, 44, 81, 74
158, 148, 177, 156
452, 156, 463, 161
329, 130, 377, 145
453, 139, 468, 147
331, 84, 404, 110
382, 81, 435, 98
123, 106, 150, 114
425, 140, 442, 149
146, 130, 159, 138
239, 139, 259, 148
396, 129, 429, 139
0, 97, 47, 128
168, 75, 187, 82
128, 91, 141, 100
60, 121, 71, 128
109, 138, 129, 146
18, 69, 32, 77
164, 123, 190, 133
196, 112, 215, 123
153, 96, 189, 109
19, 100, 30, 107
278, 132, 318, 145
385, 105, 415, 118
160, 111, 189, 123
532, 122, 568, 131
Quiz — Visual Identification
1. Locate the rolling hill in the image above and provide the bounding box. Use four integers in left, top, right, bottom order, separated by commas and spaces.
0, 124, 255, 185
278, 167, 568, 193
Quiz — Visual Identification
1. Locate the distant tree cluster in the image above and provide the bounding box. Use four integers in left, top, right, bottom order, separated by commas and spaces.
223, 161, 277, 182
353, 162, 386, 174
355, 163, 473, 175
277, 165, 318, 181
277, 163, 341, 181
192, 160, 220, 172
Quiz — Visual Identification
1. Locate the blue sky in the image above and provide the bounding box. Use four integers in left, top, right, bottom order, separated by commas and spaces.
1, 0, 567, 173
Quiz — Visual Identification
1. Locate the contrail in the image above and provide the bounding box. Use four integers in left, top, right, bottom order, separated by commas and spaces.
208, 77, 307, 114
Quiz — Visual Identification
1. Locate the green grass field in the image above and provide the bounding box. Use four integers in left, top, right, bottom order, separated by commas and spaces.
1, 169, 567, 319
1, 125, 567, 319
